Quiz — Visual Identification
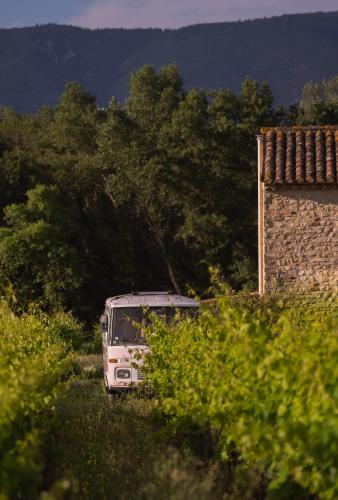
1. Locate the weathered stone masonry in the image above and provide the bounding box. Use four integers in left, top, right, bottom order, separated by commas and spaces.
263, 187, 338, 293
258, 126, 338, 295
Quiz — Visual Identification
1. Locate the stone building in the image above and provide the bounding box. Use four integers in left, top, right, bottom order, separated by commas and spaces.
257, 126, 338, 295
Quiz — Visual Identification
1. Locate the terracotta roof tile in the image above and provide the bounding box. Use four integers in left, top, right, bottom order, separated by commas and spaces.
261, 126, 338, 185
285, 130, 295, 183
275, 130, 285, 184
326, 130, 335, 183
295, 130, 305, 183
305, 130, 315, 183
264, 130, 275, 184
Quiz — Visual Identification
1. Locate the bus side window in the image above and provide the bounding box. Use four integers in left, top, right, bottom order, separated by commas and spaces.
105, 308, 112, 345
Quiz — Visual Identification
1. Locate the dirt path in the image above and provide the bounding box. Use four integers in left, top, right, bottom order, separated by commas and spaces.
42, 356, 220, 500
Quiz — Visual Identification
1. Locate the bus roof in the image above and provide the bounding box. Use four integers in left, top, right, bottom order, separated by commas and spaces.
106, 291, 199, 308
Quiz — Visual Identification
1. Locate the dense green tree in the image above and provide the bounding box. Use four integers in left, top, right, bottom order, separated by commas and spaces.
97, 66, 186, 293
41, 82, 103, 194
239, 78, 275, 132
298, 77, 338, 124
97, 69, 278, 293
0, 108, 48, 216
0, 66, 291, 318
38, 83, 142, 318
0, 185, 87, 310
0, 84, 138, 319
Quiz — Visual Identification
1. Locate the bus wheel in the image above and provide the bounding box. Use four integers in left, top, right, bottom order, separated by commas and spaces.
108, 392, 116, 402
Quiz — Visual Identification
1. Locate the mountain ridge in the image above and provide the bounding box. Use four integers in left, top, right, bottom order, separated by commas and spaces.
1, 11, 338, 113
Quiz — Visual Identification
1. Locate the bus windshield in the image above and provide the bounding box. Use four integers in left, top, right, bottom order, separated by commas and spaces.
112, 306, 198, 345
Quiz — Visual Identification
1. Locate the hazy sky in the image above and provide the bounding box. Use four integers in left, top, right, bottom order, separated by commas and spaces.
1, 0, 338, 29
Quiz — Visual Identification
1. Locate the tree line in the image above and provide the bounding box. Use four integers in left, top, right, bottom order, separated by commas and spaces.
0, 66, 336, 321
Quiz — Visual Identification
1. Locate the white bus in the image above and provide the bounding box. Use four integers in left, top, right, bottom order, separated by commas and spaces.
100, 291, 199, 393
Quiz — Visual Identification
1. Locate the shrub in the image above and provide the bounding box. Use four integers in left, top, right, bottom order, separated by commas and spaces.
144, 295, 338, 498
47, 310, 84, 350
0, 300, 76, 499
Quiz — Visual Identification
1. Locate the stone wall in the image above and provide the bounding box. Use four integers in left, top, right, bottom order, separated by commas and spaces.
263, 187, 338, 294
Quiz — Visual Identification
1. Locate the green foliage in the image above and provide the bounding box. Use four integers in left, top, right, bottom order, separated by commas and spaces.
0, 67, 284, 318
47, 311, 85, 350
298, 76, 338, 124
0, 300, 76, 499
0, 84, 136, 320
97, 68, 276, 294
143, 296, 338, 498
0, 185, 88, 311
2, 64, 336, 321
239, 78, 275, 131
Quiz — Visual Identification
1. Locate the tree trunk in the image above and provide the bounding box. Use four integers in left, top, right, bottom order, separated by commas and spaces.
147, 217, 182, 295
102, 180, 182, 294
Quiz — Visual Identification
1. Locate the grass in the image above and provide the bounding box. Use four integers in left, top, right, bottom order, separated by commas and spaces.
42, 355, 224, 500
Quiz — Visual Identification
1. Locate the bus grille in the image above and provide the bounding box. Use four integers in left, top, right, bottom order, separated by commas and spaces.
131, 368, 145, 381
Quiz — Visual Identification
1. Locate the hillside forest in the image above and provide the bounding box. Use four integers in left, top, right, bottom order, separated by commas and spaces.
1, 66, 338, 321
3, 13, 338, 113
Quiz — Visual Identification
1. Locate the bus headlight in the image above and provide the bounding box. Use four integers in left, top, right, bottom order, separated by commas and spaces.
116, 368, 131, 380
